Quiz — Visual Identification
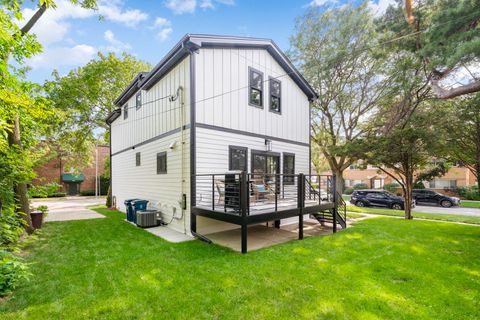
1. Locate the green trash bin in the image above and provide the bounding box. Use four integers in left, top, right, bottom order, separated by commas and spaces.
124, 199, 139, 222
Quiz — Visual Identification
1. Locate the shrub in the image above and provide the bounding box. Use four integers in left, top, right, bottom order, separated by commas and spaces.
457, 186, 480, 200
0, 251, 31, 296
383, 182, 400, 194
80, 189, 96, 196
50, 192, 66, 197
353, 183, 368, 190
28, 182, 62, 198
344, 187, 354, 195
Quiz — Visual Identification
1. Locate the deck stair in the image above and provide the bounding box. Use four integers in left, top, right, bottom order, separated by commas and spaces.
311, 192, 347, 229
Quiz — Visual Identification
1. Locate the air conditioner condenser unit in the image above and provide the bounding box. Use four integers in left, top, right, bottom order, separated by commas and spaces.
136, 210, 160, 228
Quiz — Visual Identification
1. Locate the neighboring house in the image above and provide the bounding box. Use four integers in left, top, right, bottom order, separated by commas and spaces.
106, 34, 344, 253
33, 145, 109, 195
340, 163, 476, 193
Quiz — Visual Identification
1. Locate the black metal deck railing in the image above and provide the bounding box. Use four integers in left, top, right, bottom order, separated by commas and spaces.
194, 172, 335, 215
191, 172, 344, 253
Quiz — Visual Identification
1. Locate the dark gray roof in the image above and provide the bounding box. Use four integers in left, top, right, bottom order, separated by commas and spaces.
112, 33, 318, 109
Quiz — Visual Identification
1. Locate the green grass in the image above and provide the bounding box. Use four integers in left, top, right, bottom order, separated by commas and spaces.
461, 201, 480, 209
346, 205, 480, 224
1, 207, 479, 319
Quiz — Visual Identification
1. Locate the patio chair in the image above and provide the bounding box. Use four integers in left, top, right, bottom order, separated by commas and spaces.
215, 180, 225, 204
251, 182, 275, 203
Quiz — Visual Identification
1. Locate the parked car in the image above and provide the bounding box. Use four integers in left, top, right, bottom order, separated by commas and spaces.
350, 189, 414, 210
412, 189, 460, 207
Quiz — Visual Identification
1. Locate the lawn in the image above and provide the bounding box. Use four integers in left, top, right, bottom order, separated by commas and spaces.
346, 205, 480, 225
1, 207, 479, 319
461, 201, 480, 209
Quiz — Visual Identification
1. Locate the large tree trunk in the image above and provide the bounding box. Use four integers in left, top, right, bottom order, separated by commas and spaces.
404, 170, 413, 220
8, 115, 33, 232
333, 168, 345, 195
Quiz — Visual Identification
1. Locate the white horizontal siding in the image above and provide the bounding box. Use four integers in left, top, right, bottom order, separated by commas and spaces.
111, 57, 190, 154
195, 126, 309, 234
112, 131, 190, 234
195, 48, 310, 144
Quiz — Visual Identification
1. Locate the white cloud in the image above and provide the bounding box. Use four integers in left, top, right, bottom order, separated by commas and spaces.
157, 28, 173, 41
152, 17, 171, 28
151, 17, 173, 42
27, 44, 96, 69
97, 0, 149, 27
368, 0, 396, 17
200, 0, 214, 9
165, 0, 197, 14
103, 29, 131, 53
309, 0, 336, 6
165, 0, 234, 14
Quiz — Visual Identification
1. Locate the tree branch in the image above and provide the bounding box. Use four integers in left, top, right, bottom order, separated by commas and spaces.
20, 4, 47, 35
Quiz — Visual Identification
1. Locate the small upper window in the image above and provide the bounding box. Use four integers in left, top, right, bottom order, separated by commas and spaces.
135, 152, 141, 166
136, 92, 142, 110
123, 104, 128, 119
269, 78, 281, 113
229, 146, 247, 171
249, 67, 263, 107
157, 152, 167, 174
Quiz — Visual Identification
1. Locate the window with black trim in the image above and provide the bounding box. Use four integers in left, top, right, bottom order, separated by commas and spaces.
283, 154, 295, 185
249, 67, 263, 107
229, 146, 247, 171
123, 104, 128, 119
136, 92, 142, 110
270, 78, 281, 113
135, 152, 141, 166
156, 152, 167, 174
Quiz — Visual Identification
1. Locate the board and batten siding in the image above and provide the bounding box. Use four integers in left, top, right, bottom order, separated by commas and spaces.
194, 47, 310, 144
111, 56, 190, 234
110, 57, 190, 155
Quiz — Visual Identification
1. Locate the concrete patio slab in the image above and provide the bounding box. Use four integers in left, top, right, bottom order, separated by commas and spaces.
206, 219, 335, 252
144, 225, 194, 243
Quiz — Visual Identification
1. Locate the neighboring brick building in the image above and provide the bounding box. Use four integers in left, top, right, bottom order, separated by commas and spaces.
33, 145, 110, 195
326, 163, 477, 194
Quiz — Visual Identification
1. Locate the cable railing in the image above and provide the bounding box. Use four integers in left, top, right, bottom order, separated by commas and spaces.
193, 172, 336, 216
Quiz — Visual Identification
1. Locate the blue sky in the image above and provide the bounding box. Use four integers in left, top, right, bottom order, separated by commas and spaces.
19, 0, 394, 84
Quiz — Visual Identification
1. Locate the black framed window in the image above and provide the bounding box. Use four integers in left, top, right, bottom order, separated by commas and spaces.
269, 78, 281, 113
123, 104, 128, 119
157, 152, 167, 174
229, 146, 247, 171
135, 152, 141, 166
136, 92, 142, 110
249, 67, 263, 107
283, 153, 295, 185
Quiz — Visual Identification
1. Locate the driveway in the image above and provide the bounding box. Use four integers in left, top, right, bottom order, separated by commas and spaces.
32, 197, 106, 222
414, 204, 480, 217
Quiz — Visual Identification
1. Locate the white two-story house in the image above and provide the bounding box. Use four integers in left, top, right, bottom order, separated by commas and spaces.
106, 34, 344, 253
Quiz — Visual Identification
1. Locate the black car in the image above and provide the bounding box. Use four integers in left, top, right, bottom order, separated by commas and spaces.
350, 189, 413, 210
412, 189, 460, 207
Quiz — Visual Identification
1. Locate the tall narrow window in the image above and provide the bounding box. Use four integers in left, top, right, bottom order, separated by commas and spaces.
123, 104, 128, 119
136, 92, 142, 110
135, 152, 141, 166
157, 152, 167, 174
249, 67, 263, 107
283, 153, 295, 185
229, 146, 247, 171
269, 78, 281, 113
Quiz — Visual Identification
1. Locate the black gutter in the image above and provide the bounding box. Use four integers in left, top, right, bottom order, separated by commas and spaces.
105, 108, 121, 125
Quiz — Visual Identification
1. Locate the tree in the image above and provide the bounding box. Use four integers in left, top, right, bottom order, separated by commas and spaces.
442, 94, 480, 191
399, 0, 480, 99
1, 0, 97, 231
290, 2, 390, 193
362, 104, 445, 219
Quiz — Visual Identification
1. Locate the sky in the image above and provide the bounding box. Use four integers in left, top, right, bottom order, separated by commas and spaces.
18, 0, 396, 84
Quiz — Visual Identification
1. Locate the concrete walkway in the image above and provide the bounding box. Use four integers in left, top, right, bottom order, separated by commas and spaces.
32, 197, 106, 222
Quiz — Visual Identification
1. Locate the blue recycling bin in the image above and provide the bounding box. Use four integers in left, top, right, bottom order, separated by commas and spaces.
131, 200, 149, 224
124, 199, 139, 222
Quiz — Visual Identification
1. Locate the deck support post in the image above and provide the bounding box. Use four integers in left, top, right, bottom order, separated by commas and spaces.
241, 222, 247, 254
298, 173, 305, 240
240, 171, 248, 253
332, 175, 337, 234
